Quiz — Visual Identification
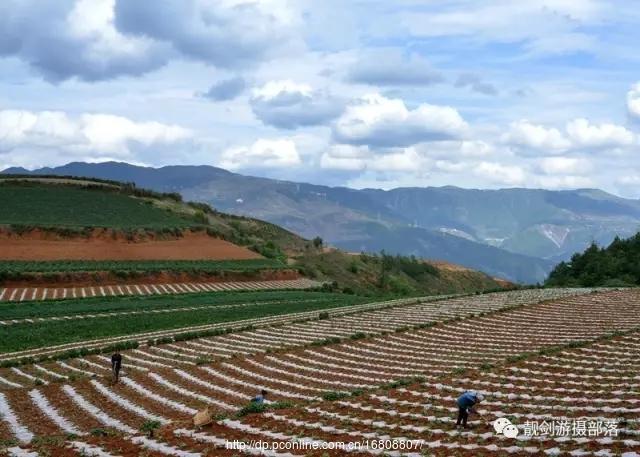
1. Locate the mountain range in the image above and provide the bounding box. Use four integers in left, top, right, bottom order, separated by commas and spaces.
4, 161, 640, 284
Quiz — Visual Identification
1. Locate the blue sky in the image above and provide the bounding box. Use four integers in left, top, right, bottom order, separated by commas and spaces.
1, 0, 640, 196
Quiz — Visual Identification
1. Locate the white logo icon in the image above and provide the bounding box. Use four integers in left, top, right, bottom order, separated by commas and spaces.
493, 418, 519, 438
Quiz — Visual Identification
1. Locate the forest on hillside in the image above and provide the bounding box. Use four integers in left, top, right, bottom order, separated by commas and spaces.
546, 233, 640, 286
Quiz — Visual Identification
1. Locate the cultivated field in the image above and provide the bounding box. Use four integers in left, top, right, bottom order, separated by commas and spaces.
3, 288, 636, 456
0, 258, 285, 277
0, 286, 353, 355
0, 278, 318, 303
0, 181, 300, 294
0, 184, 194, 229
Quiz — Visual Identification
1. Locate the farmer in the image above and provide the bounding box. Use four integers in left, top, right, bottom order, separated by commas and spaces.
455, 391, 484, 428
251, 389, 268, 405
111, 351, 123, 384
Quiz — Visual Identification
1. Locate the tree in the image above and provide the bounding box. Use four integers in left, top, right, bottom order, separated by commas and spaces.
545, 232, 640, 287
313, 236, 323, 249
378, 250, 394, 288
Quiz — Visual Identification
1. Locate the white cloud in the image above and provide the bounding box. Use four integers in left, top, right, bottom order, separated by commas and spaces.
619, 175, 640, 185
474, 162, 526, 186
250, 80, 342, 129
503, 120, 571, 152
524, 32, 596, 56
253, 80, 313, 100
218, 138, 301, 170
81, 114, 192, 154
115, 0, 301, 69
333, 93, 468, 147
626, 82, 640, 118
412, 140, 495, 160
459, 140, 495, 157
435, 160, 471, 173
504, 118, 635, 154
402, 0, 604, 55
536, 175, 594, 189
538, 157, 592, 175
0, 0, 301, 81
565, 118, 634, 149
0, 110, 191, 156
68, 0, 153, 60
320, 144, 430, 173
368, 147, 426, 172
320, 144, 369, 171
319, 155, 365, 171
0, 0, 166, 81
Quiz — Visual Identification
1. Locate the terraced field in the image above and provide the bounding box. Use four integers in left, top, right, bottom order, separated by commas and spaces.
0, 278, 318, 303
0, 286, 365, 356
0, 183, 194, 228
0, 288, 583, 365
4, 288, 636, 456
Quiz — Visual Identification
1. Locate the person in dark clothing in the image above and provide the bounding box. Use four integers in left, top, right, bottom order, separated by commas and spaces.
251, 389, 268, 404
111, 352, 123, 384
456, 391, 484, 428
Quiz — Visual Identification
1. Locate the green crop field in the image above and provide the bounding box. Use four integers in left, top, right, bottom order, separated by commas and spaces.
0, 183, 194, 228
0, 290, 367, 352
0, 258, 285, 275
0, 290, 341, 320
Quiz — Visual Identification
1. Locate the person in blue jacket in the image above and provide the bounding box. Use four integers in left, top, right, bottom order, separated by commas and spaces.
251, 389, 268, 404
456, 391, 484, 428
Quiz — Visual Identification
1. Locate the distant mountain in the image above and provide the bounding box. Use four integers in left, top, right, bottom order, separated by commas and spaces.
6, 161, 640, 283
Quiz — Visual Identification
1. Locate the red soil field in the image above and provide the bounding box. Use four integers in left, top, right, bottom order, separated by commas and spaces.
0, 230, 261, 261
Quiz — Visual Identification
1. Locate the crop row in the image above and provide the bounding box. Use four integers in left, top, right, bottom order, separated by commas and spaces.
0, 287, 358, 354
0, 278, 321, 304
0, 183, 195, 229
0, 288, 608, 387
0, 288, 638, 456
0, 285, 331, 321
0, 288, 592, 367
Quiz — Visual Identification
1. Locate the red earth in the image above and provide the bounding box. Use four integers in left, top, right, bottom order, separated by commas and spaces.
0, 229, 261, 261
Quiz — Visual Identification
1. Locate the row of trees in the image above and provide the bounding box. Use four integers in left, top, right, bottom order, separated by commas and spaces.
378, 250, 439, 287
546, 234, 640, 286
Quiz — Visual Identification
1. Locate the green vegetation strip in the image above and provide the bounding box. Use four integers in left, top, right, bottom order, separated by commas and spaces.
0, 290, 336, 320
0, 291, 367, 353
0, 183, 195, 228
0, 294, 439, 364
1, 298, 332, 326
0, 258, 284, 274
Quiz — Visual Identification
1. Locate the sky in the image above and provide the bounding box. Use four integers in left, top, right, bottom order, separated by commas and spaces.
1, 0, 640, 197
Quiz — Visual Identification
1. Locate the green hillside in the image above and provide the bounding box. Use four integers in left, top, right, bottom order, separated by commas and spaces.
0, 181, 197, 228
296, 250, 503, 296
546, 233, 640, 286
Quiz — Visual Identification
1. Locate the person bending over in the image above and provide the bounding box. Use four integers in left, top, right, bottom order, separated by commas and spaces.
251, 389, 268, 404
456, 391, 484, 428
